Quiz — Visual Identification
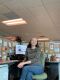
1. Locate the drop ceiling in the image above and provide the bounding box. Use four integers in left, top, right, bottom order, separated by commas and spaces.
0, 0, 60, 41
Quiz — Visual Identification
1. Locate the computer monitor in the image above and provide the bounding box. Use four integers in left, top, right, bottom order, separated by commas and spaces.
16, 44, 27, 55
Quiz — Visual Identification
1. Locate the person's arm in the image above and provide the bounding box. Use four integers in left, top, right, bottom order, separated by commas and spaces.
24, 60, 31, 64
17, 48, 31, 68
17, 60, 31, 68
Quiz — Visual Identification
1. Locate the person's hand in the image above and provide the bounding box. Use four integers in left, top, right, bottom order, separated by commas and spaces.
17, 62, 25, 68
17, 61, 31, 68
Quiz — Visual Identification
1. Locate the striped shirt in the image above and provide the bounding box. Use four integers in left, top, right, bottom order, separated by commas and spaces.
25, 47, 41, 64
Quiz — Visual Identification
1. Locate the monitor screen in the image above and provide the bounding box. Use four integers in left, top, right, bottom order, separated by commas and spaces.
16, 44, 27, 55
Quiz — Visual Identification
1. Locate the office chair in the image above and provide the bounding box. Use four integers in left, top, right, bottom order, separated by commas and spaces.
32, 53, 47, 80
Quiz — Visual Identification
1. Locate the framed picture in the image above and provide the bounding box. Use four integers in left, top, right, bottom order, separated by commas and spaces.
49, 42, 54, 50
8, 42, 12, 47
54, 43, 60, 53
3, 39, 8, 47
0, 38, 2, 46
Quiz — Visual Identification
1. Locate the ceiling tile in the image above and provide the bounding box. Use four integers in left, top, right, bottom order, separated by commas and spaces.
0, 4, 10, 14
42, 0, 60, 26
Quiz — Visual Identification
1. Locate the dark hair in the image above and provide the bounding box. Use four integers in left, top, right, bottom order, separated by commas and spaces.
16, 36, 22, 44
27, 40, 39, 48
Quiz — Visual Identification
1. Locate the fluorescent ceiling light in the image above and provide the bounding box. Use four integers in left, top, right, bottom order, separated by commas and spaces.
2, 18, 27, 26
37, 37, 49, 41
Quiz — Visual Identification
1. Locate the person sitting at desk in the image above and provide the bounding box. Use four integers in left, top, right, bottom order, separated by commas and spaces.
17, 38, 44, 80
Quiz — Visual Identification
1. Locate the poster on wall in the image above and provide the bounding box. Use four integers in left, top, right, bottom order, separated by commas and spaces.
0, 39, 2, 46
49, 42, 54, 50
8, 42, 12, 47
3, 41, 7, 47
54, 43, 60, 53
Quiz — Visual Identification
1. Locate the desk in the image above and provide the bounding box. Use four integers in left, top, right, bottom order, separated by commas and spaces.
0, 60, 18, 80
46, 61, 60, 80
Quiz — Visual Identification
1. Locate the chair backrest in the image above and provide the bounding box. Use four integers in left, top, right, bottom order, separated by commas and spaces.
40, 53, 46, 68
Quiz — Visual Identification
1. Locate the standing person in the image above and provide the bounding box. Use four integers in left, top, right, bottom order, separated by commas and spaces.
16, 36, 22, 44
17, 38, 44, 80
